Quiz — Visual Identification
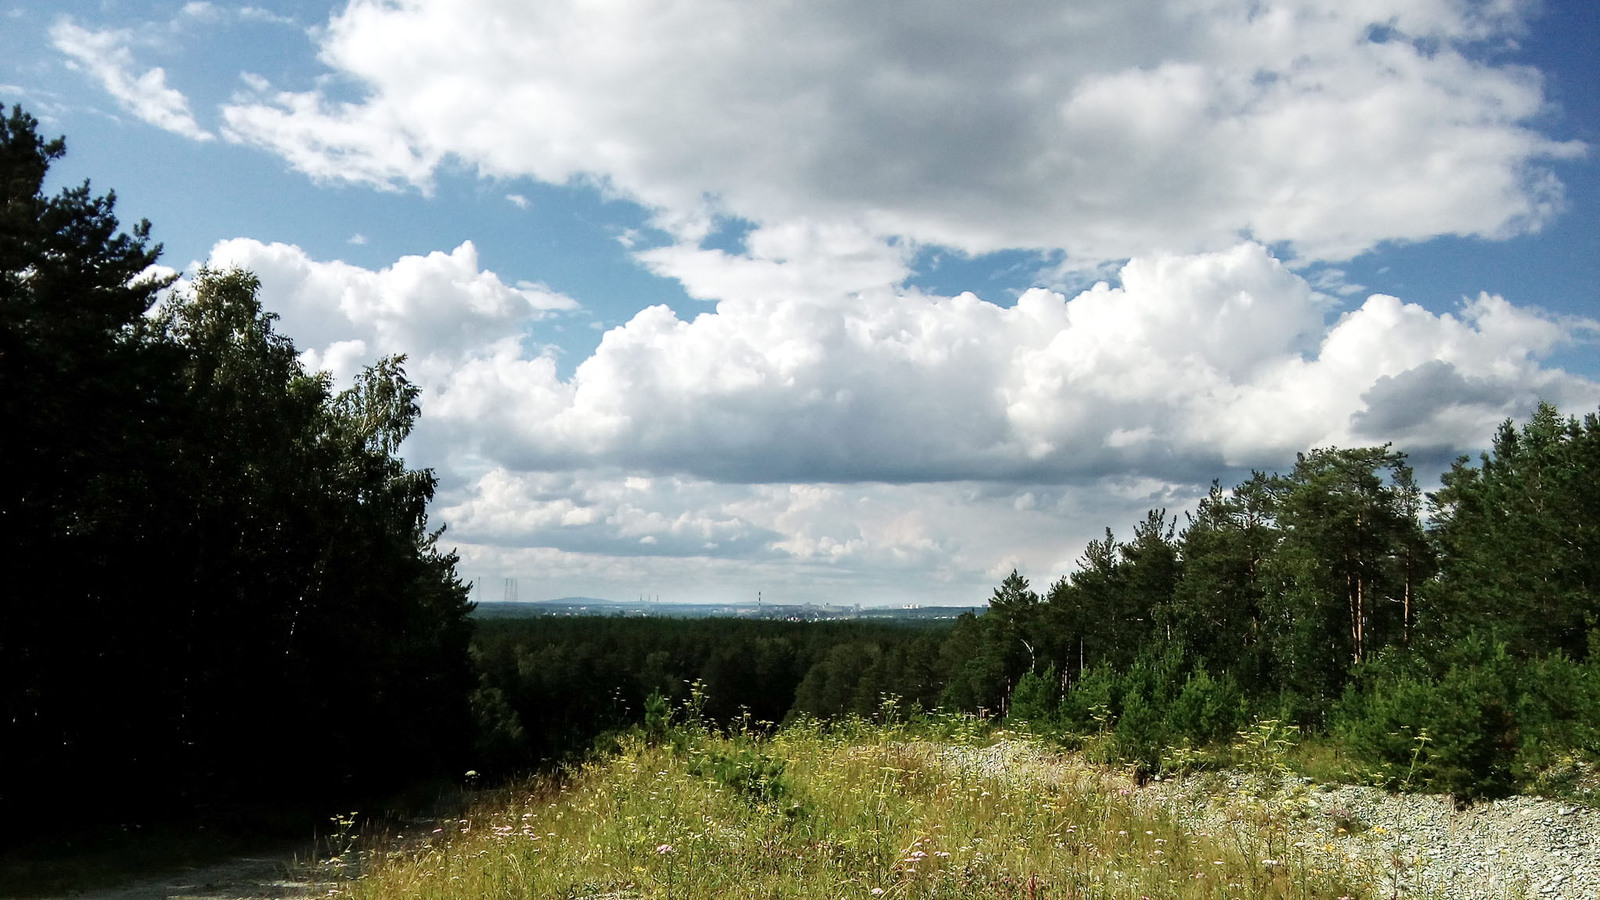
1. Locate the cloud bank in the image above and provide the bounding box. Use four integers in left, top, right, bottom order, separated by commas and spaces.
211, 235, 1599, 602
220, 0, 1581, 262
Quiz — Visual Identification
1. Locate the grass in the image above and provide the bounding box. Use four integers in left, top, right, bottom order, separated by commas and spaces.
333, 715, 1377, 900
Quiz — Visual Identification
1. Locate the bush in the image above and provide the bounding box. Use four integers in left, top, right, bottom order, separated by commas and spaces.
1334, 640, 1520, 799
1007, 666, 1058, 726
687, 740, 792, 806
1166, 669, 1247, 745
1515, 652, 1600, 772
469, 683, 527, 776
1058, 663, 1119, 732
1115, 693, 1168, 773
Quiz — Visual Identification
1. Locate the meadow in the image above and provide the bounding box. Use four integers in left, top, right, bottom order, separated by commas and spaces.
333, 708, 1372, 900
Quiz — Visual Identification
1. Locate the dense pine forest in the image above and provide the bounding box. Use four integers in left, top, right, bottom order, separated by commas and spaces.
1, 106, 474, 840
4, 101, 1598, 863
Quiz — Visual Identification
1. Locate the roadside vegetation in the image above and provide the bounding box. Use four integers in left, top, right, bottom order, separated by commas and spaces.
339, 706, 1371, 900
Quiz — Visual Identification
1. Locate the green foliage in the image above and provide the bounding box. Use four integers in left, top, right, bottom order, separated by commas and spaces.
1058, 662, 1120, 733
1, 107, 473, 832
1006, 666, 1057, 726
1165, 668, 1247, 746
1114, 692, 1168, 773
1333, 640, 1520, 798
1109, 645, 1186, 772
1161, 476, 1278, 689
1043, 513, 1179, 679
468, 616, 954, 767
643, 690, 673, 742
1430, 403, 1600, 659
469, 683, 527, 776
1262, 447, 1431, 721
1330, 634, 1600, 799
2, 105, 176, 829
1515, 650, 1600, 769
687, 740, 792, 807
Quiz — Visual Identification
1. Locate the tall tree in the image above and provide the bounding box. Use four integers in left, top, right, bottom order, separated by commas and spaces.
1, 105, 180, 826
1261, 446, 1430, 718
1430, 403, 1599, 659
1043, 512, 1178, 681
1160, 475, 1279, 689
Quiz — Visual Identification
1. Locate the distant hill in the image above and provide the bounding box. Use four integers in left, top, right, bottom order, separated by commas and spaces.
470, 598, 978, 621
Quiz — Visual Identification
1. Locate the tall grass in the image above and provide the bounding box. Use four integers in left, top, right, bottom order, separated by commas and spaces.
336, 715, 1372, 899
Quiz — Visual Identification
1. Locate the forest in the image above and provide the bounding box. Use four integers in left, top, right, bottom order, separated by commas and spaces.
4, 100, 1598, 858
1, 106, 474, 841
466, 413, 1600, 800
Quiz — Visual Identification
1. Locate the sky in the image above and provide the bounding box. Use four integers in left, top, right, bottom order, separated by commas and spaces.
5, 0, 1598, 607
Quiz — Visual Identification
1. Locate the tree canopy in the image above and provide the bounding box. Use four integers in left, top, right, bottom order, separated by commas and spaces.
0, 106, 473, 834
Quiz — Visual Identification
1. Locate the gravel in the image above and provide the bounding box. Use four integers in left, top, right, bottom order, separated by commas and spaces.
934, 739, 1600, 899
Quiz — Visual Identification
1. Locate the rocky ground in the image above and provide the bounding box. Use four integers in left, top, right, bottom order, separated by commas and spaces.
939, 739, 1600, 900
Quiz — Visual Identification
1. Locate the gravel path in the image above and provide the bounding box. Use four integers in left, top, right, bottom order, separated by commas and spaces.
936, 739, 1600, 900
24, 836, 382, 900
26, 855, 323, 900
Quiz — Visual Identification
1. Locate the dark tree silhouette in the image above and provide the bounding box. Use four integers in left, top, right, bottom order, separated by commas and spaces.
0, 107, 473, 835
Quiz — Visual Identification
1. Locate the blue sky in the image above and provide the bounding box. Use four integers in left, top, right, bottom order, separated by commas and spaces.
6, 0, 1597, 606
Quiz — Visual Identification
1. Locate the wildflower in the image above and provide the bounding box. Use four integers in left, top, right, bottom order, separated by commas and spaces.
656, 843, 675, 854
871, 889, 885, 896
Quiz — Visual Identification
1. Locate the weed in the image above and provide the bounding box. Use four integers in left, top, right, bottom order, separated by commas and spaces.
333, 716, 1375, 900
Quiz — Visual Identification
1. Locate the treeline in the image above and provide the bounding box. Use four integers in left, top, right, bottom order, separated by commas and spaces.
470, 410, 1600, 799
469, 617, 952, 771
0, 107, 473, 836
927, 414, 1600, 797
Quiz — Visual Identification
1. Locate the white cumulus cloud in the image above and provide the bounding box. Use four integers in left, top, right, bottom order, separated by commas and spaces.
412, 241, 1598, 485
219, 0, 1581, 263
202, 238, 579, 383
221, 236, 1597, 603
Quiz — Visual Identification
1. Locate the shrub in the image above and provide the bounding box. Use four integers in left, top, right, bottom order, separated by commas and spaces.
1166, 669, 1247, 745
1006, 666, 1058, 726
1334, 640, 1520, 799
1515, 652, 1600, 772
1115, 692, 1168, 773
1058, 663, 1119, 732
687, 741, 792, 806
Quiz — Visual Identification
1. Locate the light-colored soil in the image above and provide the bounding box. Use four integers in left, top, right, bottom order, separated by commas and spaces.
937, 739, 1600, 900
